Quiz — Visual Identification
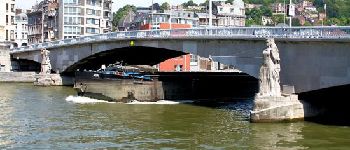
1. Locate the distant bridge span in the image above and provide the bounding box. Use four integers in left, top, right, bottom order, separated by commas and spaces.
11, 27, 350, 93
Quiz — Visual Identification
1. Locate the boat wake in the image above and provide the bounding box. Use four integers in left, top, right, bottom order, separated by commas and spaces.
127, 100, 193, 105
65, 95, 116, 104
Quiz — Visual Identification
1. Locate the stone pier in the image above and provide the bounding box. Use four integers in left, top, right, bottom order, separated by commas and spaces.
34, 49, 73, 86
250, 39, 316, 122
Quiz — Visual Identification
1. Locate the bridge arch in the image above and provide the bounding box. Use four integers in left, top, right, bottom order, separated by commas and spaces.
63, 46, 186, 73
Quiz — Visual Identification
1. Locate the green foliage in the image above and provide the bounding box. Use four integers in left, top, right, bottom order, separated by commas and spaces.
112, 5, 136, 27
160, 2, 170, 12
325, 17, 350, 26
226, 0, 234, 4
292, 18, 301, 26
182, 0, 198, 8
200, 0, 209, 6
272, 14, 285, 24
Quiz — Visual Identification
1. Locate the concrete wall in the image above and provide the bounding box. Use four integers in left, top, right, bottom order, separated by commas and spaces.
12, 38, 350, 93
0, 72, 36, 82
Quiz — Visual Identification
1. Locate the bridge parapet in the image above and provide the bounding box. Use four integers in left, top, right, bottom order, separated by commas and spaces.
11, 27, 350, 52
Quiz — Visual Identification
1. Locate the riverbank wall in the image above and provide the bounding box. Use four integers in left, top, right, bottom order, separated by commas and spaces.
0, 72, 36, 83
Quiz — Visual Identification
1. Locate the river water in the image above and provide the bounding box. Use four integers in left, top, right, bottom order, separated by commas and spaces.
0, 83, 349, 149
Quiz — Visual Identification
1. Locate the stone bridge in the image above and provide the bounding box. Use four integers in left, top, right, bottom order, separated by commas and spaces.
11, 27, 350, 94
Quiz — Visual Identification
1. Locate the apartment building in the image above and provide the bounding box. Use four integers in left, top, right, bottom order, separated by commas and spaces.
58, 0, 112, 39
0, 0, 16, 42
212, 0, 246, 27
15, 12, 28, 47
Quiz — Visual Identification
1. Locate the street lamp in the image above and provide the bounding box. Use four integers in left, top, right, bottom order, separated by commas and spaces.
209, 0, 212, 28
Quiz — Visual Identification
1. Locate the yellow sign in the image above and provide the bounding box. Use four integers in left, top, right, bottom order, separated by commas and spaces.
130, 41, 135, 46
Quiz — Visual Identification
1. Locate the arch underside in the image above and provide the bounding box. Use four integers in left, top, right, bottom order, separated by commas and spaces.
63, 46, 186, 73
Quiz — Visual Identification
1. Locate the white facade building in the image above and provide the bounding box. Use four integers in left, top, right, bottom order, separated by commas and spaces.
213, 0, 245, 27
59, 0, 112, 39
0, 0, 16, 42
15, 13, 28, 47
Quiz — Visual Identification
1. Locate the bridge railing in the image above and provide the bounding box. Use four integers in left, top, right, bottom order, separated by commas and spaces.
11, 27, 350, 52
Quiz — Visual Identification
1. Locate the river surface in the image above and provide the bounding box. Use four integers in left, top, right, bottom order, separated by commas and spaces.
0, 83, 349, 149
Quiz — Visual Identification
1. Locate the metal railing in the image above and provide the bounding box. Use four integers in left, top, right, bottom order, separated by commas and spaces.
11, 26, 350, 52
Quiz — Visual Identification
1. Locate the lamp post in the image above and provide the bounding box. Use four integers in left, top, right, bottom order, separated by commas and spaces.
209, 0, 212, 28
151, 0, 154, 30
168, 0, 171, 30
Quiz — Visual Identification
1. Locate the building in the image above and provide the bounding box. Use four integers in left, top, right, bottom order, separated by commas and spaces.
27, 0, 60, 44
245, 4, 262, 10
58, 0, 112, 39
0, 42, 11, 72
0, 0, 16, 42
196, 13, 218, 27
27, 11, 43, 44
27, 11, 42, 44
14, 12, 28, 47
159, 54, 191, 72
118, 10, 136, 31
212, 0, 245, 27
42, 0, 59, 42
272, 3, 285, 14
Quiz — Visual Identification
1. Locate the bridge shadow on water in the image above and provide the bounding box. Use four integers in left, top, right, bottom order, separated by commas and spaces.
299, 84, 350, 126
158, 72, 258, 122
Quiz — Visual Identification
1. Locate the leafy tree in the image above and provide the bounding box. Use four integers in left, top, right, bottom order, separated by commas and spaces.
226, 0, 234, 4
292, 18, 301, 26
272, 14, 285, 24
260, 5, 272, 17
200, 0, 209, 6
112, 5, 136, 27
160, 2, 170, 12
182, 0, 198, 8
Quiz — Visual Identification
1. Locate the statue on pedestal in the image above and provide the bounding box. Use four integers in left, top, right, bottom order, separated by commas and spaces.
257, 38, 281, 97
40, 48, 51, 74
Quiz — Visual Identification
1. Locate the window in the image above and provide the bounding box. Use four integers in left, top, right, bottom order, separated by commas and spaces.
86, 27, 99, 34
86, 18, 99, 25
64, 7, 81, 15
6, 3, 8, 12
64, 17, 82, 25
64, 26, 81, 34
230, 8, 234, 13
11, 16, 14, 25
6, 15, 8, 25
190, 54, 198, 62
11, 4, 15, 12
63, 0, 80, 5
6, 30, 9, 41
220, 8, 223, 12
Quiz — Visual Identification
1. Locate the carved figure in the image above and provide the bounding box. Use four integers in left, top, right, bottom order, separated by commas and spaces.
258, 38, 281, 97
40, 48, 52, 74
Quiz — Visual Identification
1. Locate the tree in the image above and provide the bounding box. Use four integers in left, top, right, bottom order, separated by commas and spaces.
272, 14, 285, 25
292, 18, 301, 26
182, 0, 198, 8
112, 5, 136, 27
160, 2, 170, 12
200, 0, 209, 6
260, 5, 272, 17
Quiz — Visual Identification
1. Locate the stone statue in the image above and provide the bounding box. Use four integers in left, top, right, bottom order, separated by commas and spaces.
40, 48, 52, 74
257, 38, 281, 97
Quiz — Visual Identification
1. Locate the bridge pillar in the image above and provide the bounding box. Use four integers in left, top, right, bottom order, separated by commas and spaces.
250, 39, 307, 122
34, 49, 73, 86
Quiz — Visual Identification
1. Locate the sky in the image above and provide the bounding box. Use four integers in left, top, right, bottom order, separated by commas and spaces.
15, 0, 206, 12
